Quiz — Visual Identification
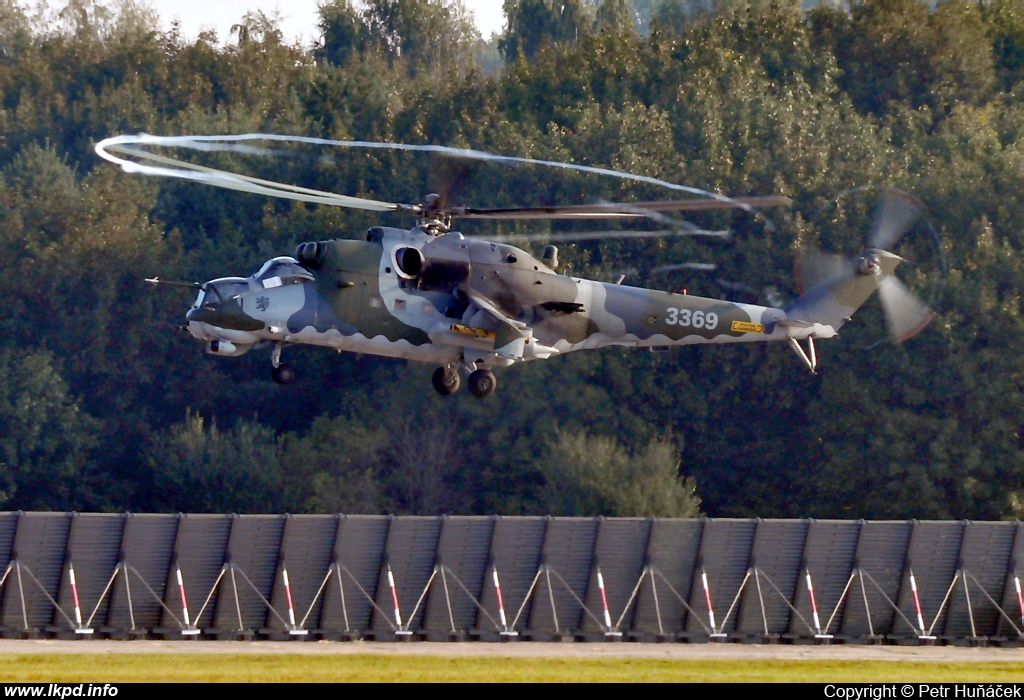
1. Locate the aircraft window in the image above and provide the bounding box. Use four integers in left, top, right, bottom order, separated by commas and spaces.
203, 278, 249, 305
252, 257, 315, 286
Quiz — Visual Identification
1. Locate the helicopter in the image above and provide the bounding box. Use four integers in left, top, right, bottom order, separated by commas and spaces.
97, 135, 935, 398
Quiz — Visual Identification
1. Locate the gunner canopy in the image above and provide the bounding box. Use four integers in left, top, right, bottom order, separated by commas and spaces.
252, 256, 315, 289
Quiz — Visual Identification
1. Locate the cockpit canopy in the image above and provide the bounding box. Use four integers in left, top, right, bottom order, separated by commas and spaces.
252, 256, 315, 288
201, 277, 250, 307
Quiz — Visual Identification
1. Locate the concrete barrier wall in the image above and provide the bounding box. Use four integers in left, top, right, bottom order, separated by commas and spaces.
1, 513, 1022, 644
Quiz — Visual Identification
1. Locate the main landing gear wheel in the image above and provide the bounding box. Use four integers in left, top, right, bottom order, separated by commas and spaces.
432, 366, 461, 395
467, 369, 497, 398
272, 363, 297, 385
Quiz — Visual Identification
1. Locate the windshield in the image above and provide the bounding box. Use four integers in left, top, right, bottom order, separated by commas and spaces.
202, 277, 250, 306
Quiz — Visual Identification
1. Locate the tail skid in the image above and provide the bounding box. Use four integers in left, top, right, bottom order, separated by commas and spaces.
788, 336, 818, 373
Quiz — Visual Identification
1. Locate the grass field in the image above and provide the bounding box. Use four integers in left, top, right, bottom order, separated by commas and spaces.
2, 654, 1024, 682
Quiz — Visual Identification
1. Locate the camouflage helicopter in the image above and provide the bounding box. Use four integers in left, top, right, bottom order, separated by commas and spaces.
98, 136, 934, 398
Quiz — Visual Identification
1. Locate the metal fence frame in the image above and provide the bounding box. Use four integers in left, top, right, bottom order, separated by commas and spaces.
1, 513, 1022, 645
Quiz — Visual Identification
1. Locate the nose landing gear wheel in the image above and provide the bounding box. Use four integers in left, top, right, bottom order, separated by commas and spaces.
272, 363, 297, 385
432, 366, 461, 395
467, 369, 496, 398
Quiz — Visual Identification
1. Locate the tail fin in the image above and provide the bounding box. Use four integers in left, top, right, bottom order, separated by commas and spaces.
783, 249, 905, 336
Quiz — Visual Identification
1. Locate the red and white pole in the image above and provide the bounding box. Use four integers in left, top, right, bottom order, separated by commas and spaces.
493, 567, 508, 630
387, 565, 403, 629
597, 569, 612, 631
176, 565, 192, 628
283, 566, 297, 629
806, 569, 822, 635
909, 570, 926, 634
68, 563, 83, 628
702, 569, 716, 632
1015, 575, 1024, 628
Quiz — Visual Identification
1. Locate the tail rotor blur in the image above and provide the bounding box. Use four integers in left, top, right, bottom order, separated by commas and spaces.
869, 188, 923, 251
877, 274, 934, 343
796, 187, 941, 345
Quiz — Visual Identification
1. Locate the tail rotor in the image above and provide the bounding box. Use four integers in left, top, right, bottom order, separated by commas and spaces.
877, 273, 935, 343
794, 187, 941, 345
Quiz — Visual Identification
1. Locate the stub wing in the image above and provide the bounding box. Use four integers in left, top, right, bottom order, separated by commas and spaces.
463, 288, 531, 359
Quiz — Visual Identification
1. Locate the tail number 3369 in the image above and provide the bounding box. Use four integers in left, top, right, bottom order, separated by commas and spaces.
666, 308, 718, 329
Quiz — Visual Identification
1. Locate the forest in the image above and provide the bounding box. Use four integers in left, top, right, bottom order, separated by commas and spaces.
1, 0, 1023, 520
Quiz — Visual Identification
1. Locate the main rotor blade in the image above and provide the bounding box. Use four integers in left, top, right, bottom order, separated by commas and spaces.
877, 274, 934, 343
869, 190, 922, 251
96, 134, 785, 219
451, 195, 792, 220
479, 228, 730, 243
796, 248, 851, 293
650, 262, 717, 273
98, 134, 793, 225
98, 141, 401, 212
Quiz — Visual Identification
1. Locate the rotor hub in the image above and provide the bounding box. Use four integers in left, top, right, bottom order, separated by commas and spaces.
417, 193, 452, 234
856, 252, 881, 276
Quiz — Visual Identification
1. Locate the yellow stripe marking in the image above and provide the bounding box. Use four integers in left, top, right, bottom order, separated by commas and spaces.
731, 321, 764, 333
450, 324, 496, 340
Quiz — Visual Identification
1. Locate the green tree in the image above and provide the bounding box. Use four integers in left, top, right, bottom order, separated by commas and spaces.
500, 0, 593, 60
230, 10, 284, 47
596, 0, 636, 32
328, 0, 481, 75
0, 348, 99, 510
539, 430, 701, 516
812, 0, 996, 119
316, 0, 369, 67
147, 413, 287, 513
281, 414, 387, 514
983, 0, 1024, 90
